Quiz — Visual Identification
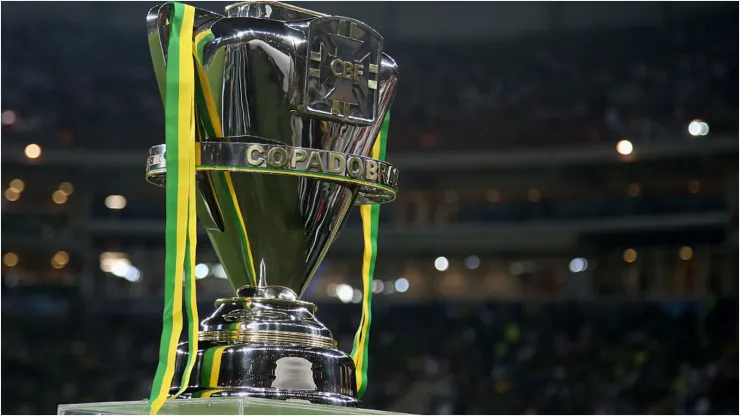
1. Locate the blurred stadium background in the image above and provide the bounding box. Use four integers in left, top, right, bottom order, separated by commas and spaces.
1, 1, 738, 414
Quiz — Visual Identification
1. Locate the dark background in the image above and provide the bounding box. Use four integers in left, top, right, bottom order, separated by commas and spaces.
1, 1, 738, 414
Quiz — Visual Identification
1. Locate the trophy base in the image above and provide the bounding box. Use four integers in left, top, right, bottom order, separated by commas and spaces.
58, 397, 401, 415
170, 341, 360, 407
179, 387, 359, 406
169, 287, 360, 407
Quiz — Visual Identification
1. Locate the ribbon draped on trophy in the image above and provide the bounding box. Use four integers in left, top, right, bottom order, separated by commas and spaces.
144, 1, 399, 413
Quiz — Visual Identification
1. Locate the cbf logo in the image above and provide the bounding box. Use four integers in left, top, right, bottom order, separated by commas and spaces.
304, 17, 383, 125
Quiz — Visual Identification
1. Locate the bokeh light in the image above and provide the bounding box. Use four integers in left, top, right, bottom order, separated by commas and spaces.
2, 109, 17, 125
395, 278, 410, 293
25, 144, 42, 159
486, 189, 500, 203
59, 182, 74, 196
527, 188, 541, 202
679, 246, 693, 261
688, 120, 709, 137
3, 252, 19, 267
465, 256, 480, 270
623, 249, 637, 263
52, 190, 68, 204
195, 264, 210, 279
616, 140, 633, 155
434, 256, 449, 272
336, 284, 353, 303
105, 195, 127, 210
9, 179, 24, 193
52, 251, 69, 268
569, 258, 588, 273
627, 183, 641, 198
5, 188, 20, 202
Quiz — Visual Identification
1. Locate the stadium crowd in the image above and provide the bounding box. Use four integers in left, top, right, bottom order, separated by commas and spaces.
1, 298, 737, 414
1, 9, 736, 151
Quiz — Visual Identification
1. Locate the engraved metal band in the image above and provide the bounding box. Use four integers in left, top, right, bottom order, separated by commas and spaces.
214, 296, 318, 311
199, 329, 338, 349
145, 142, 398, 205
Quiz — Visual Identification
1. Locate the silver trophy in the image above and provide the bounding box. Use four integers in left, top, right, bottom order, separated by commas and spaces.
145, 1, 399, 407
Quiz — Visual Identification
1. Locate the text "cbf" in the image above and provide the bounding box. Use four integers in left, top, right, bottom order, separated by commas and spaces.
330, 59, 364, 83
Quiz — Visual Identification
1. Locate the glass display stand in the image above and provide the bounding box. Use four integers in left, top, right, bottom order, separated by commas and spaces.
58, 397, 401, 415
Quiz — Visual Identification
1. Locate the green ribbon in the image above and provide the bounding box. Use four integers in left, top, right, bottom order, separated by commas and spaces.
148, 2, 199, 414
350, 110, 391, 398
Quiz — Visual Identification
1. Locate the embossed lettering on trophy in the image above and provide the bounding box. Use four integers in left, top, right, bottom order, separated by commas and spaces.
145, 1, 399, 407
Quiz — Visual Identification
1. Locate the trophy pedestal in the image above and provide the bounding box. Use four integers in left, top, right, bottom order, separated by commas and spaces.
57, 398, 401, 415
170, 287, 359, 406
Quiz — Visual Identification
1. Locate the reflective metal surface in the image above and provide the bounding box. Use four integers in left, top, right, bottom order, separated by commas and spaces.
200, 286, 337, 349
225, 1, 325, 20
146, 1, 399, 406
170, 341, 359, 407
169, 286, 359, 406
145, 141, 399, 204
148, 0, 399, 296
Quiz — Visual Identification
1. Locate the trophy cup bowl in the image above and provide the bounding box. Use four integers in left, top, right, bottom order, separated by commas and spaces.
144, 1, 399, 407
